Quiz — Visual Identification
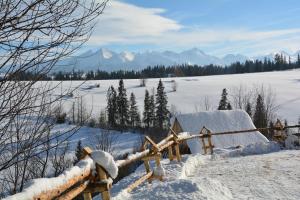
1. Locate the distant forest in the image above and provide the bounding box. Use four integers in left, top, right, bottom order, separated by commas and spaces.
17, 54, 300, 80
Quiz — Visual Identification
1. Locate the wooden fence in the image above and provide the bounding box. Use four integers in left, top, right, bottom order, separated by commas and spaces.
11, 119, 300, 200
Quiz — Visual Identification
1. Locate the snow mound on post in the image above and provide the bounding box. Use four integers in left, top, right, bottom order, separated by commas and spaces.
173, 110, 269, 154
91, 150, 118, 179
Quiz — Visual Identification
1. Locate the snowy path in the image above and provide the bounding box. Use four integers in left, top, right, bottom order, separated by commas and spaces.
110, 150, 300, 200
197, 151, 300, 200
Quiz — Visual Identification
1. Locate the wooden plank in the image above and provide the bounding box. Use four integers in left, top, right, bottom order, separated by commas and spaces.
117, 149, 150, 168
141, 154, 161, 161
84, 182, 110, 193
126, 172, 153, 193
145, 136, 159, 151
33, 167, 91, 200
158, 140, 175, 152
57, 182, 89, 200
169, 128, 179, 139
82, 147, 93, 158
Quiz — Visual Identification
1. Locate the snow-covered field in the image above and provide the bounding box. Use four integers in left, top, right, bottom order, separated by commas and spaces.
52, 124, 142, 157
56, 69, 300, 124
109, 148, 300, 200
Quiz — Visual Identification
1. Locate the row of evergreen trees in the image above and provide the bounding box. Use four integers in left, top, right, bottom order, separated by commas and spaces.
51, 53, 300, 80
106, 79, 169, 130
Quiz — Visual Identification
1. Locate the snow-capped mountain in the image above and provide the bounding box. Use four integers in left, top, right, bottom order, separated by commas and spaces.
55, 48, 300, 72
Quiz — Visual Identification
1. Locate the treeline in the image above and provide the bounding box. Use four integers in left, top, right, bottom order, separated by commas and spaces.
49, 53, 300, 80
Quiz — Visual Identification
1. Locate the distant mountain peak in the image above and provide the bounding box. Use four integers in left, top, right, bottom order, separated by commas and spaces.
57, 48, 300, 72
98, 48, 113, 59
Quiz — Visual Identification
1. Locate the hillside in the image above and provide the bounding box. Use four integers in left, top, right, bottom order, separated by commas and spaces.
55, 69, 300, 123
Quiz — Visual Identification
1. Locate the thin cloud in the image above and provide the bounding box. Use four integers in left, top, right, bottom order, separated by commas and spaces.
88, 0, 300, 56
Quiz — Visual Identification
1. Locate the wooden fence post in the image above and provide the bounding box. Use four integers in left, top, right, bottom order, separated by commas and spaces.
155, 153, 163, 181
96, 164, 111, 200
200, 127, 214, 155
207, 131, 214, 154
82, 147, 93, 200
83, 192, 92, 200
168, 145, 174, 161
170, 128, 181, 162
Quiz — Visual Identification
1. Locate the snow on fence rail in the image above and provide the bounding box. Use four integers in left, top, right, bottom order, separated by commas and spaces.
5, 119, 300, 200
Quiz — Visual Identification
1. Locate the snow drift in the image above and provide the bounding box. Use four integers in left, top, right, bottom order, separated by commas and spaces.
173, 110, 269, 154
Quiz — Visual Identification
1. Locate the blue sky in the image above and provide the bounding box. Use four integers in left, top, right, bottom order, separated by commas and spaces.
84, 0, 300, 56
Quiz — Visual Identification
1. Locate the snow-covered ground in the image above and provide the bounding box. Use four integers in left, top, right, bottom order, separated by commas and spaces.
55, 69, 300, 124
109, 148, 300, 200
52, 124, 143, 157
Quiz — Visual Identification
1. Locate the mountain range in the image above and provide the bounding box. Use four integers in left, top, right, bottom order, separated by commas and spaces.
55, 48, 300, 72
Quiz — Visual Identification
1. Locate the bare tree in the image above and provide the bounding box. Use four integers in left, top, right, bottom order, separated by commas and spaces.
0, 0, 108, 195
50, 140, 73, 177
231, 84, 253, 110
203, 96, 212, 111
140, 78, 147, 87
94, 129, 118, 155
171, 80, 177, 92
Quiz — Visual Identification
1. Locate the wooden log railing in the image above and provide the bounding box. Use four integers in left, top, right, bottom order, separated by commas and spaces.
7, 120, 300, 200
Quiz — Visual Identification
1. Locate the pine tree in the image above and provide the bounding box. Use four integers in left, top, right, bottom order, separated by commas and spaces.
253, 95, 267, 130
297, 54, 300, 66
74, 140, 83, 165
218, 88, 231, 110
143, 90, 151, 128
155, 80, 169, 129
245, 101, 252, 117
106, 86, 117, 127
117, 79, 129, 128
129, 93, 141, 127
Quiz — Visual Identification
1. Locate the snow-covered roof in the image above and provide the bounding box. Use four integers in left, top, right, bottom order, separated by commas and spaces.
172, 110, 269, 154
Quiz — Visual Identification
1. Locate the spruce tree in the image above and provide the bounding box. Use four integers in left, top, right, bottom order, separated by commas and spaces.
74, 140, 83, 165
117, 79, 129, 128
155, 80, 169, 129
143, 90, 151, 128
149, 94, 156, 127
245, 101, 252, 117
106, 86, 117, 127
129, 93, 141, 127
253, 95, 267, 130
218, 88, 231, 110
298, 54, 300, 66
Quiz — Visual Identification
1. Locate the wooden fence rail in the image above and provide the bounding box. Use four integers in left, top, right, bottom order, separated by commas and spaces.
8, 120, 300, 200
